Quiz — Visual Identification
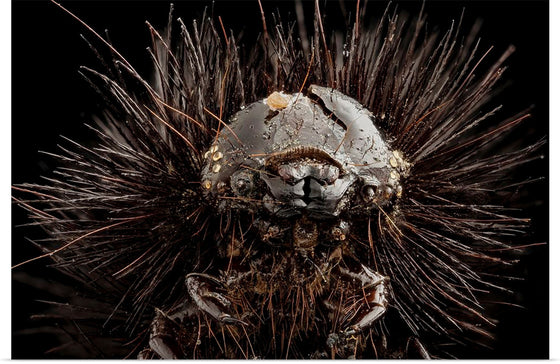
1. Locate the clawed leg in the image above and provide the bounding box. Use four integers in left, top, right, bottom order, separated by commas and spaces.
338, 263, 389, 335
186, 273, 248, 326
325, 263, 389, 358
143, 273, 248, 359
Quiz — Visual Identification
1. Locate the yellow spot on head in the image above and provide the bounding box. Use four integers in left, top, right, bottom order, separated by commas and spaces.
210, 145, 219, 153
266, 91, 290, 111
389, 157, 398, 168
212, 151, 223, 161
212, 164, 222, 173
203, 180, 212, 189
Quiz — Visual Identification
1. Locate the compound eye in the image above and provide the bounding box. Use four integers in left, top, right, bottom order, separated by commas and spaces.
231, 170, 255, 196
361, 184, 378, 203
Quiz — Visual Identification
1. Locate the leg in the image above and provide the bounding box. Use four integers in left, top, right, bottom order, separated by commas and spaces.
324, 263, 389, 358
144, 272, 248, 359
186, 273, 248, 326
338, 263, 389, 334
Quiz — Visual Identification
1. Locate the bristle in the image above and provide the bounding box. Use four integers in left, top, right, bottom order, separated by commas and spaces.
13, 1, 546, 359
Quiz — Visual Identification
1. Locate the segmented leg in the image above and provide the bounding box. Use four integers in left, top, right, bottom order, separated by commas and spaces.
186, 273, 248, 326
143, 272, 248, 359
338, 263, 389, 334
325, 263, 389, 358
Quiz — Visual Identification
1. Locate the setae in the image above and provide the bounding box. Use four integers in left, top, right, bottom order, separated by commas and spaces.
12, 0, 548, 359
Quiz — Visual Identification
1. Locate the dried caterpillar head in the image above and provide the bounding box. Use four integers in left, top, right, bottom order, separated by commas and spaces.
12, 0, 547, 359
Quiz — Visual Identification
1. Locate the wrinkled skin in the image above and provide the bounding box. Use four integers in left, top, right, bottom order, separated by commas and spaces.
142, 86, 414, 359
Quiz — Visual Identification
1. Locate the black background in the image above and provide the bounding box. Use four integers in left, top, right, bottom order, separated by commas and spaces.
12, 0, 549, 358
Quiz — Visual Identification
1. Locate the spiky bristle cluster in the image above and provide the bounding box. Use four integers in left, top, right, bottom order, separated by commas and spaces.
13, 1, 543, 358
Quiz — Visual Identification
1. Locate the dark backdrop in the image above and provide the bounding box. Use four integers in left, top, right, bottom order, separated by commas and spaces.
12, 0, 549, 358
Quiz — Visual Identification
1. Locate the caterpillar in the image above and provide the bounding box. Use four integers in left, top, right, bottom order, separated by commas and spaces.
12, 0, 548, 359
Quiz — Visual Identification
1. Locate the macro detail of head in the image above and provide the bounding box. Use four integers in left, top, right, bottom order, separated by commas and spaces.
202, 86, 406, 228
12, 0, 547, 360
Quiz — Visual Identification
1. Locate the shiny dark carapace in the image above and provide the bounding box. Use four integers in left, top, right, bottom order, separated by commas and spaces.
201, 85, 409, 219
